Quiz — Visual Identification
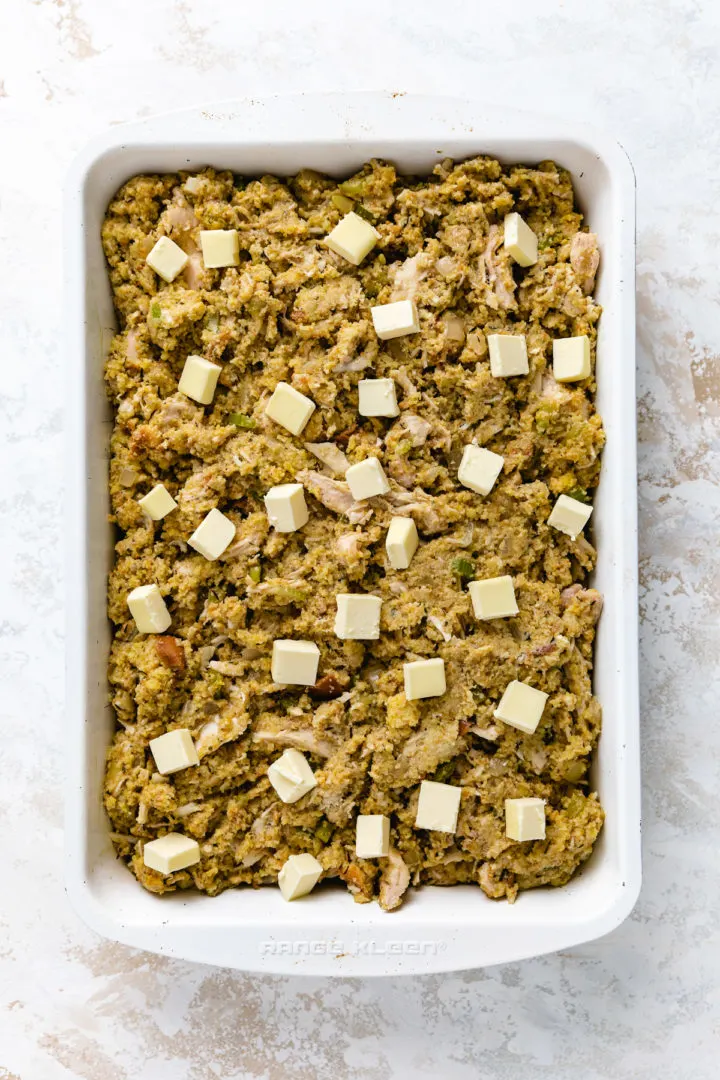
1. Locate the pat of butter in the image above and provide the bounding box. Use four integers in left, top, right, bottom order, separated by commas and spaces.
469, 576, 518, 620
358, 378, 400, 417
265, 382, 316, 436
370, 299, 420, 341
127, 584, 171, 634
356, 814, 390, 858
188, 508, 236, 561
272, 639, 321, 686
385, 516, 419, 570
458, 444, 504, 496
505, 797, 546, 841
345, 457, 390, 500
146, 236, 189, 283
324, 211, 379, 266
200, 229, 239, 268
548, 494, 593, 539
334, 593, 382, 640
268, 748, 317, 804
504, 212, 538, 268
149, 729, 199, 775
415, 780, 461, 833
403, 657, 446, 701
278, 852, 323, 901
487, 334, 529, 377
264, 483, 309, 533
494, 680, 548, 734
139, 483, 177, 521
553, 335, 591, 382
143, 833, 200, 875
178, 355, 222, 405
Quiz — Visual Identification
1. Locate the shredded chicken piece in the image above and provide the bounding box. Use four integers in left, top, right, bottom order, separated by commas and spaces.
162, 196, 200, 239
427, 615, 452, 642
396, 369, 418, 396
442, 313, 466, 343
390, 252, 433, 301
563, 586, 604, 623
241, 851, 265, 868
298, 470, 372, 524
378, 849, 411, 911
482, 225, 517, 310
395, 413, 432, 447
540, 374, 572, 402
251, 729, 336, 758
250, 805, 278, 840
334, 353, 371, 373
304, 442, 350, 476
436, 255, 458, 277
570, 232, 600, 295
224, 536, 262, 558
195, 712, 250, 756
529, 747, 548, 773
118, 466, 137, 487
198, 645, 217, 668
183, 252, 205, 291
208, 660, 248, 677
126, 330, 138, 363
375, 488, 443, 534
156, 394, 199, 425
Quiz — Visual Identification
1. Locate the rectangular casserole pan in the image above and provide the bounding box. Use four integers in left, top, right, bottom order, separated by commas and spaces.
64, 92, 639, 976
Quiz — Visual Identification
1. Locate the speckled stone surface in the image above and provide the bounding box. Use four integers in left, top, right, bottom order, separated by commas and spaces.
1, 1, 719, 1076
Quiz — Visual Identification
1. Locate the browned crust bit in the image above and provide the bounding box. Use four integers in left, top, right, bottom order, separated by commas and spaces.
154, 636, 186, 671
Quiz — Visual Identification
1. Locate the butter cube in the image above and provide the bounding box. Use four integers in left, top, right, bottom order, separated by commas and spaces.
345, 457, 390, 500
415, 780, 461, 833
548, 494, 593, 539
404, 657, 446, 701
265, 382, 316, 436
138, 483, 177, 521
494, 680, 548, 734
200, 229, 239, 269
386, 516, 419, 570
264, 483, 309, 533
505, 797, 546, 841
188, 508, 236, 560
178, 355, 222, 405
358, 378, 400, 417
267, 748, 317, 804
146, 236, 188, 283
324, 211, 379, 266
143, 833, 200, 875
469, 576, 518, 620
356, 814, 390, 858
488, 334, 529, 377
504, 212, 538, 267
334, 593, 382, 640
553, 335, 591, 382
458, 444, 504, 496
127, 584, 172, 634
271, 640, 320, 686
278, 852, 323, 901
149, 729, 199, 775
371, 299, 420, 341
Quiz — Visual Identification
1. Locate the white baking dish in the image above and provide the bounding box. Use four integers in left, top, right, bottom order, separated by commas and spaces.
64, 92, 639, 976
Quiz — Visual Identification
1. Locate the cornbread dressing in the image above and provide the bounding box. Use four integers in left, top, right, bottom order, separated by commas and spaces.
102, 157, 604, 910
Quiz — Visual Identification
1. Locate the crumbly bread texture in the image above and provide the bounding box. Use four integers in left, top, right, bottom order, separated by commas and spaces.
102, 157, 604, 909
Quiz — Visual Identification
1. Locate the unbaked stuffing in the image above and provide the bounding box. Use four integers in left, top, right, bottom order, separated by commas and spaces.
102, 155, 604, 909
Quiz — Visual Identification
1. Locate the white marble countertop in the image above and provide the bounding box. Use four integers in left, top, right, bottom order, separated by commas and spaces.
1, 1, 718, 1076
